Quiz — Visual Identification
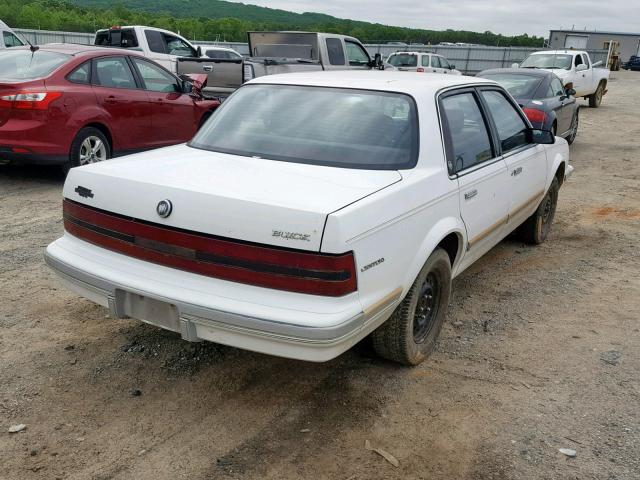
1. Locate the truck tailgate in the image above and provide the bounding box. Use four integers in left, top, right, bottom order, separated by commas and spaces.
177, 57, 242, 95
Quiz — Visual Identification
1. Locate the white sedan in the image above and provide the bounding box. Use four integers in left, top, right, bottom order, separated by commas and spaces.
46, 71, 572, 365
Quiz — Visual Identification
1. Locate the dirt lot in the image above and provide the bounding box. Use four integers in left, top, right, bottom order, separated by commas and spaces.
1, 70, 639, 480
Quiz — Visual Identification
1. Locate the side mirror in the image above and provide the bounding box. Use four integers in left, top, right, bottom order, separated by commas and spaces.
181, 80, 194, 94
511, 62, 519, 68
527, 128, 555, 144
196, 46, 202, 57
565, 87, 576, 96
370, 53, 384, 70
576, 64, 588, 72
449, 64, 455, 69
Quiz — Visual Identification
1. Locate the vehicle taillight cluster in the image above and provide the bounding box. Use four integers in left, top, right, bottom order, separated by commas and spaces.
416, 67, 425, 73
522, 107, 546, 124
0, 92, 62, 110
62, 199, 357, 297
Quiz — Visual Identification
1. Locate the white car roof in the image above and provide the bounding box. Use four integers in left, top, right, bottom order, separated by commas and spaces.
249, 70, 494, 96
196, 45, 238, 52
390, 51, 434, 56
531, 50, 581, 55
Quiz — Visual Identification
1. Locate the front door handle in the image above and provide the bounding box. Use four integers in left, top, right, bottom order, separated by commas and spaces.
464, 189, 478, 200
104, 96, 118, 104
203, 65, 213, 72
511, 167, 523, 176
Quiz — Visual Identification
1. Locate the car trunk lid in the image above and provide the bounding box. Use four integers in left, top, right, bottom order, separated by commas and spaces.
63, 144, 402, 251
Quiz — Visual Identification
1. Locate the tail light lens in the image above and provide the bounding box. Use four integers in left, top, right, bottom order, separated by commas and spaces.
416, 67, 425, 72
0, 92, 62, 110
523, 107, 546, 125
242, 63, 254, 83
62, 199, 357, 297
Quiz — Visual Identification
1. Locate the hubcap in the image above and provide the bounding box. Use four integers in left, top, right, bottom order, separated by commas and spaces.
413, 272, 439, 343
79, 136, 107, 165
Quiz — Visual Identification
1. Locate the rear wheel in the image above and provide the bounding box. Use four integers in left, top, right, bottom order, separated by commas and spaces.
518, 177, 559, 244
63, 127, 111, 174
566, 109, 579, 145
588, 82, 605, 108
372, 248, 451, 366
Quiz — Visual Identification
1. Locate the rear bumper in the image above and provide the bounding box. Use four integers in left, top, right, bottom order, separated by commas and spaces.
0, 147, 67, 165
0, 118, 70, 164
45, 234, 398, 362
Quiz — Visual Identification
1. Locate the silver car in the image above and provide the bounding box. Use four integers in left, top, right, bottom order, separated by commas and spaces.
387, 51, 462, 75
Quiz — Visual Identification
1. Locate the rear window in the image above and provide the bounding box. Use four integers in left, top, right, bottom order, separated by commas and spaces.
191, 84, 419, 170
478, 73, 542, 99
0, 50, 70, 80
387, 54, 418, 67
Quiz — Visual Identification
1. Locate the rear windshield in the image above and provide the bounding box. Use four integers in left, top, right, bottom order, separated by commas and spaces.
0, 50, 70, 80
387, 54, 418, 67
190, 84, 419, 170
521, 54, 572, 70
478, 73, 542, 99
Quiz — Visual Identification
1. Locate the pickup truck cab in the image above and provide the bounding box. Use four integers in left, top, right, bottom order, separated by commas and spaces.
242, 32, 383, 82
519, 50, 609, 107
0, 20, 25, 49
45, 72, 572, 365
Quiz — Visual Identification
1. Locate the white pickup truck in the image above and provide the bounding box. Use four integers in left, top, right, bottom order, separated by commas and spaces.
519, 50, 609, 107
45, 72, 572, 365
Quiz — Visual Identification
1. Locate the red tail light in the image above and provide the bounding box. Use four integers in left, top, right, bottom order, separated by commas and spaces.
0, 92, 62, 110
417, 67, 425, 72
523, 107, 546, 124
62, 200, 357, 297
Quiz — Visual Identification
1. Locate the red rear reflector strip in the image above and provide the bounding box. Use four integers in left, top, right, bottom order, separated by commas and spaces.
62, 199, 357, 296
417, 67, 425, 72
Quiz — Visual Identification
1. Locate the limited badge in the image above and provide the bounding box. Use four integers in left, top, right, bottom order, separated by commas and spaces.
156, 199, 173, 218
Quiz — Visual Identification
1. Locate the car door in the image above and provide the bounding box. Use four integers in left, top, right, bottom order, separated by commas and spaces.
571, 53, 589, 96
439, 89, 510, 269
130, 57, 197, 146
420, 55, 434, 73
548, 76, 574, 135
432, 55, 446, 74
479, 88, 548, 230
438, 56, 453, 74
91, 55, 154, 153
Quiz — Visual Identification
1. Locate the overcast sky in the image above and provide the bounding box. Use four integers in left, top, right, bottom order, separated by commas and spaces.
228, 0, 639, 37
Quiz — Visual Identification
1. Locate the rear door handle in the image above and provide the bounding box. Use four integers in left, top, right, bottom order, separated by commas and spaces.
104, 96, 118, 104
464, 189, 478, 200
511, 167, 523, 176
203, 65, 213, 72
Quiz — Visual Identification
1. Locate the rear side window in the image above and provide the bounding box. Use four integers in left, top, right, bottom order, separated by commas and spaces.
93, 57, 137, 89
388, 54, 417, 67
3, 31, 24, 48
481, 90, 529, 152
68, 61, 91, 84
326, 38, 345, 65
440, 92, 493, 173
421, 56, 430, 67
145, 30, 166, 54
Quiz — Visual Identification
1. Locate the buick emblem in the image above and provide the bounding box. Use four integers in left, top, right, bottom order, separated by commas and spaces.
156, 199, 173, 218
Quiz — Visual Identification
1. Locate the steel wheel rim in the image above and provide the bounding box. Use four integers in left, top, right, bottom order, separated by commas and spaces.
413, 272, 440, 343
79, 136, 107, 165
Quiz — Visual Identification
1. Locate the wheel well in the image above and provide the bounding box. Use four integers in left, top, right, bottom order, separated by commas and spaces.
84, 123, 113, 150
555, 162, 566, 187
437, 233, 461, 267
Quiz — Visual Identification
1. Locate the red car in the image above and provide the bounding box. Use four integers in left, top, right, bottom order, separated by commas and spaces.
0, 44, 220, 171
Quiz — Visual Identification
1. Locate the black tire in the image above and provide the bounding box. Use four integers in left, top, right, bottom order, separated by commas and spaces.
566, 109, 579, 145
372, 248, 452, 366
588, 82, 605, 108
63, 127, 111, 175
518, 177, 559, 245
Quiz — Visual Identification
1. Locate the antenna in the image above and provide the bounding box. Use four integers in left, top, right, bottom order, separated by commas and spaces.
23, 35, 39, 53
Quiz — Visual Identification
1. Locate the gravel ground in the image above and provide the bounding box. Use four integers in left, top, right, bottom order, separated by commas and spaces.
1, 70, 638, 480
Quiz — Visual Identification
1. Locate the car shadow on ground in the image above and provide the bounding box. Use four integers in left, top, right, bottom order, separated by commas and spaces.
0, 164, 65, 184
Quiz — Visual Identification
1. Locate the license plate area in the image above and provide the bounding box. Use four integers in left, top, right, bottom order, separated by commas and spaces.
112, 290, 180, 333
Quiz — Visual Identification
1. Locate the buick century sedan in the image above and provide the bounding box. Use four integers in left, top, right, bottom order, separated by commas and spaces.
45, 71, 573, 365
